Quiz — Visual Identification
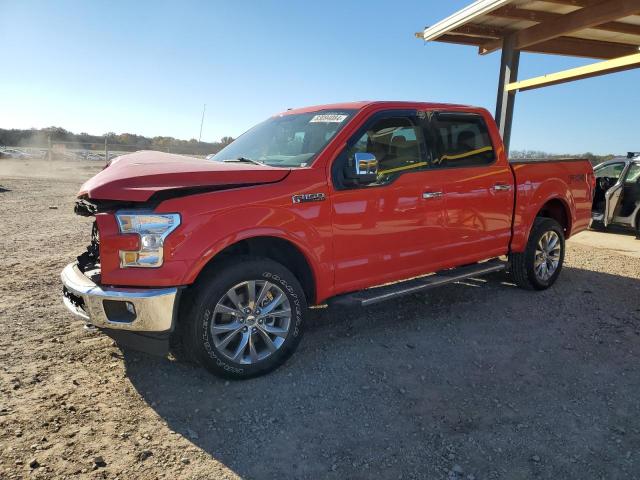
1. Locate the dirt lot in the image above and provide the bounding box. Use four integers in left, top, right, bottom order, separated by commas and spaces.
1, 157, 639, 480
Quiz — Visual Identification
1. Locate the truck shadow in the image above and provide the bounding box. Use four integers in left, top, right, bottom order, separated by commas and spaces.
122, 264, 640, 479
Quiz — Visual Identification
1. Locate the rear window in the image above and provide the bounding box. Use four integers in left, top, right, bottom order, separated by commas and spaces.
430, 113, 496, 168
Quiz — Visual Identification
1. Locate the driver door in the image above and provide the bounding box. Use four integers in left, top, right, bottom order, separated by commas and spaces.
330, 110, 446, 293
597, 162, 629, 226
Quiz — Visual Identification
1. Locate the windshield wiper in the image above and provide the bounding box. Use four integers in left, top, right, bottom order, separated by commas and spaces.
222, 157, 266, 166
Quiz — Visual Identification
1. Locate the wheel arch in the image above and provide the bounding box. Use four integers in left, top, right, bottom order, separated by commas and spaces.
191, 235, 318, 305
536, 197, 572, 237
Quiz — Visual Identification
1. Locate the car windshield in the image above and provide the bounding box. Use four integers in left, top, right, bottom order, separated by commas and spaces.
595, 162, 626, 179
211, 110, 355, 167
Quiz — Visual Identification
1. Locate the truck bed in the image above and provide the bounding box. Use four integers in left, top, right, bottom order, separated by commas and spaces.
509, 157, 594, 251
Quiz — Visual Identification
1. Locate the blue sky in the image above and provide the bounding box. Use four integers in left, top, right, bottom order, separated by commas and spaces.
1, 0, 638, 154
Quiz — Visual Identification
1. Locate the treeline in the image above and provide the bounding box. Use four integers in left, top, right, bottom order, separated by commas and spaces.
0, 127, 234, 156
510, 150, 615, 166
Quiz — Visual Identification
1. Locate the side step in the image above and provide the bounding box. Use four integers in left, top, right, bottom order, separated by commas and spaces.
330, 259, 507, 308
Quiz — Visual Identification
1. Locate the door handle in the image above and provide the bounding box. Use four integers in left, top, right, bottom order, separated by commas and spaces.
491, 183, 512, 192
422, 191, 443, 199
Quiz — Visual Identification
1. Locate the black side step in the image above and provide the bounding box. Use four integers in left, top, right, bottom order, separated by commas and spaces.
330, 259, 507, 308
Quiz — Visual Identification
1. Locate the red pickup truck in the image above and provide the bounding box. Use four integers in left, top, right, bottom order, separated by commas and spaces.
61, 101, 594, 379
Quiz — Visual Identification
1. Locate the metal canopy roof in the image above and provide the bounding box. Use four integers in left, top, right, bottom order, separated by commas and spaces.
415, 0, 640, 154
416, 0, 640, 59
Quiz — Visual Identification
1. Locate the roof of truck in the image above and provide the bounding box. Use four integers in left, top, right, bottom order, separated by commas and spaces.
278, 101, 478, 116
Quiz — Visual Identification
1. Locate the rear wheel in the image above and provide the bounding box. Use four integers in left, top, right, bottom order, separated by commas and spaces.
181, 257, 307, 379
510, 217, 565, 290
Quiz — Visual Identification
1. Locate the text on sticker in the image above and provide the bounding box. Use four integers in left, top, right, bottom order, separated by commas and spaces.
309, 114, 348, 123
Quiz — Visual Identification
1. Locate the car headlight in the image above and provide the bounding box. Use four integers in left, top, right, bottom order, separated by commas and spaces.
115, 212, 181, 268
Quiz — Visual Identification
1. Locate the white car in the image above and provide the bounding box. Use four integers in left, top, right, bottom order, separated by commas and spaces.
591, 152, 640, 238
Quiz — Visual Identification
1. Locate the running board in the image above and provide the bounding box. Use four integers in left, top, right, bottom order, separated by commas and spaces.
330, 259, 507, 308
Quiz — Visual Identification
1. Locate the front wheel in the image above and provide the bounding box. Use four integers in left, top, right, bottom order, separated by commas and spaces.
509, 217, 565, 290
181, 257, 307, 379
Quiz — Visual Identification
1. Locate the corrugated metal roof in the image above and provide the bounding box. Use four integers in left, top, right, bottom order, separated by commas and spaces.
417, 0, 640, 59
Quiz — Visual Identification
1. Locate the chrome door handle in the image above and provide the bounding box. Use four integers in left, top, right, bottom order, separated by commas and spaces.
422, 191, 443, 199
491, 183, 512, 192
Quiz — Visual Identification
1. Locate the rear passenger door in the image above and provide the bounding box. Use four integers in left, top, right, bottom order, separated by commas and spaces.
426, 111, 514, 263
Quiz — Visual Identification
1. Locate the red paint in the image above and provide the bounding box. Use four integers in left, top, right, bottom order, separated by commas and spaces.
78, 101, 593, 303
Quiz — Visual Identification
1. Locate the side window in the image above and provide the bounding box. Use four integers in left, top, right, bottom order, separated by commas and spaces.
429, 113, 496, 168
624, 164, 640, 185
596, 162, 625, 179
345, 116, 426, 185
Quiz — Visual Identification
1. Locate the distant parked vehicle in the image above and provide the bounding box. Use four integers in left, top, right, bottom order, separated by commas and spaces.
591, 152, 640, 238
0, 148, 31, 159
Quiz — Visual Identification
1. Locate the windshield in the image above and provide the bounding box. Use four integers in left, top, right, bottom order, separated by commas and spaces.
211, 110, 355, 167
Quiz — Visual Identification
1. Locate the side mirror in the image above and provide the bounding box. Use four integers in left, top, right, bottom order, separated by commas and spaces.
346, 152, 378, 184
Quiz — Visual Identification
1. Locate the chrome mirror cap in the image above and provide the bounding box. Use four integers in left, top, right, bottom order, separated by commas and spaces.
354, 152, 378, 176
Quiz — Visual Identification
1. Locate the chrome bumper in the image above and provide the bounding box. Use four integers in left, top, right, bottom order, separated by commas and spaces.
60, 262, 179, 332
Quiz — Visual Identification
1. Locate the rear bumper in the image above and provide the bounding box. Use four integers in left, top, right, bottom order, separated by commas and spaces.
60, 262, 180, 333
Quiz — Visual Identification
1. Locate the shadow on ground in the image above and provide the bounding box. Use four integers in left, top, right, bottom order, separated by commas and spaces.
122, 266, 640, 479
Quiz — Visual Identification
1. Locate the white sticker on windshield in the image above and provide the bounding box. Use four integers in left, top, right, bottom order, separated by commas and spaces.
309, 114, 348, 123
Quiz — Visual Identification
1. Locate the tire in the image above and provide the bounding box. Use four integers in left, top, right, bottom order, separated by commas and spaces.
590, 219, 606, 232
509, 217, 565, 291
180, 256, 307, 379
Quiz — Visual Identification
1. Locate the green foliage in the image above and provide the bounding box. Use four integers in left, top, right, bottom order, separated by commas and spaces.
0, 127, 234, 156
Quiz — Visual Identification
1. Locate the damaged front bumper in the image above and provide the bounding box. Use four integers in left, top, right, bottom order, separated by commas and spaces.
60, 262, 181, 355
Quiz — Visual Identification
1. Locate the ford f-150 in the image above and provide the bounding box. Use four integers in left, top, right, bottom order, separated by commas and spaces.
61, 101, 594, 379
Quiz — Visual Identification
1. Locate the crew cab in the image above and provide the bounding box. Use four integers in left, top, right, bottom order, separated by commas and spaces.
61, 101, 594, 379
591, 152, 640, 237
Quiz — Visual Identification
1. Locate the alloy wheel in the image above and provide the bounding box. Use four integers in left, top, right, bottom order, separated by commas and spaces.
210, 280, 291, 364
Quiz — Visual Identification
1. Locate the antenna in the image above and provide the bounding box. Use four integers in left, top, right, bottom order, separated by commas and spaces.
198, 104, 206, 143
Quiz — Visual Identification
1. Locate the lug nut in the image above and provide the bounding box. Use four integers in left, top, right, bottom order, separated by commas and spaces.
255, 308, 261, 314
258, 319, 263, 325
242, 327, 248, 332
239, 318, 244, 323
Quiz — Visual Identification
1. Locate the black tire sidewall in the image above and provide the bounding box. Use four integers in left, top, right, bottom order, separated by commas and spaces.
188, 258, 306, 379
525, 218, 565, 290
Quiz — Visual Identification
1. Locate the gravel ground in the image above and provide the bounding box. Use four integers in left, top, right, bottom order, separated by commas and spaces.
1, 158, 639, 479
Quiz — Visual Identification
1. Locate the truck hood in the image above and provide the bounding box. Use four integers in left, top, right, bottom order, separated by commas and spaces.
79, 150, 290, 202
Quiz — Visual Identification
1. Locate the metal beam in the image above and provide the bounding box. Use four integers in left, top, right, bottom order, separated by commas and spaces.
487, 4, 640, 37
506, 52, 640, 91
481, 0, 640, 54
431, 30, 638, 59
495, 36, 520, 155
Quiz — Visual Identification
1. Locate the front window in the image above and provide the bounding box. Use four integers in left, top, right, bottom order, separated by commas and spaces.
211, 110, 355, 167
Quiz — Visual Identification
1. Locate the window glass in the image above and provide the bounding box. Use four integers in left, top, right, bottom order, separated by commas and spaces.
346, 116, 425, 185
430, 113, 495, 168
211, 110, 354, 167
595, 162, 626, 179
624, 163, 640, 184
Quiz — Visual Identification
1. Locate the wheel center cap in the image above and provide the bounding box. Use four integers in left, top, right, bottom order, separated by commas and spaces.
245, 315, 256, 326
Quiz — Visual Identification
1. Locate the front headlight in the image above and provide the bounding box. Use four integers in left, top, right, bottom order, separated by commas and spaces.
115, 212, 181, 268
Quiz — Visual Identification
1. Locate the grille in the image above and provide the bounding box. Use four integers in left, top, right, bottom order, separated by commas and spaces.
77, 221, 100, 273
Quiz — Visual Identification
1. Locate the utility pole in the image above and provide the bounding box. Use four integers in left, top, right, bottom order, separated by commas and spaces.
198, 104, 206, 143
104, 136, 109, 166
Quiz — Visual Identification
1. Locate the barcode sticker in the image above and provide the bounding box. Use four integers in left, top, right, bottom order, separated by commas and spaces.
309, 114, 348, 123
